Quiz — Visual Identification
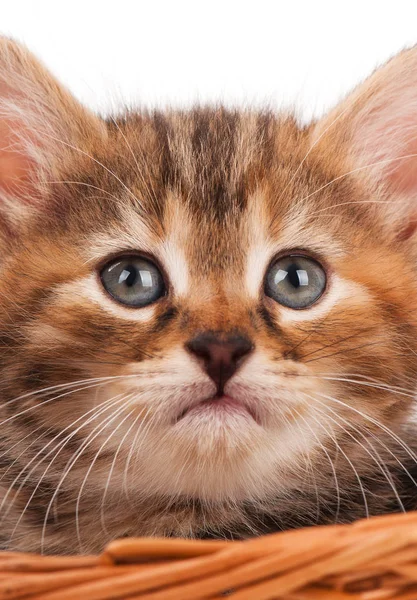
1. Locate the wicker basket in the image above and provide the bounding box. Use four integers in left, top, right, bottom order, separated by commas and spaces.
2, 511, 417, 599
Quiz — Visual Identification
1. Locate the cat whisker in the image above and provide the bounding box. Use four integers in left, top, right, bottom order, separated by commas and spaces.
320, 395, 417, 490
306, 393, 407, 512
310, 199, 392, 215
303, 340, 386, 364
74, 400, 135, 549
314, 371, 417, 385
313, 390, 417, 465
290, 409, 322, 523
292, 326, 383, 362
282, 324, 324, 358
109, 116, 160, 211
298, 152, 417, 207
100, 408, 142, 535
0, 382, 128, 471
122, 404, 159, 502
277, 101, 355, 208
0, 374, 139, 408
2, 392, 128, 532
291, 369, 417, 397
45, 180, 125, 205
292, 406, 341, 523
38, 394, 132, 552
0, 424, 54, 486
0, 373, 156, 435
0, 379, 124, 431
311, 375, 416, 398
307, 410, 369, 518
35, 129, 146, 212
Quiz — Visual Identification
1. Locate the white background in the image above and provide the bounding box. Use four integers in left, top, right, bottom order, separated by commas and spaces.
1, 1, 417, 122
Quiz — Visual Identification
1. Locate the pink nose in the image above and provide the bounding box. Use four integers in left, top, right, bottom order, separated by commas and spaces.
185, 333, 254, 394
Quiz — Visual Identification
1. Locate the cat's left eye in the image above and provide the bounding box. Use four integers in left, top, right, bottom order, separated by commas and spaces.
264, 254, 326, 309
100, 255, 166, 307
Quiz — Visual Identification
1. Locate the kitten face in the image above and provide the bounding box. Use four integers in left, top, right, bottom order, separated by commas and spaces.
1, 39, 417, 553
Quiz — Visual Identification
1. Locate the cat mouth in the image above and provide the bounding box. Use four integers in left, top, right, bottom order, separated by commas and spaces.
176, 394, 257, 423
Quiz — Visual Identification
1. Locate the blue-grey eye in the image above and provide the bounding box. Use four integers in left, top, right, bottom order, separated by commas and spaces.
265, 255, 326, 309
100, 256, 165, 307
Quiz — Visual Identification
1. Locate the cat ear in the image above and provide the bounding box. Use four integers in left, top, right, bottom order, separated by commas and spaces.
0, 37, 106, 224
311, 46, 417, 238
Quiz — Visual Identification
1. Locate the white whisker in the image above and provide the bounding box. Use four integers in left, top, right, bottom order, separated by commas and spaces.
45, 180, 123, 204
292, 407, 341, 522
3, 392, 127, 531
277, 101, 354, 207
297, 152, 417, 208
40, 130, 145, 209
122, 403, 155, 502
75, 400, 135, 548
306, 409, 369, 518
307, 394, 406, 512
100, 407, 141, 535
314, 390, 417, 464
109, 116, 159, 208
39, 393, 131, 553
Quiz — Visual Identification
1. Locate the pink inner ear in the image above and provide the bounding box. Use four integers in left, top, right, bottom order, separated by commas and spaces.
383, 108, 417, 196
389, 155, 417, 197
358, 105, 417, 193
0, 118, 38, 203
385, 151, 417, 242
0, 74, 33, 199
353, 95, 417, 242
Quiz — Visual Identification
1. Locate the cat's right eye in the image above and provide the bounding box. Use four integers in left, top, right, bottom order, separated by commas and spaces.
100, 255, 166, 307
264, 254, 326, 309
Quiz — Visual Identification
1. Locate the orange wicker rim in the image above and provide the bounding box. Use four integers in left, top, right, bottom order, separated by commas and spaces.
2, 510, 417, 599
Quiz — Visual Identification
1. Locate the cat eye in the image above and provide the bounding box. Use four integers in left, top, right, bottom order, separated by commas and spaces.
265, 254, 326, 309
100, 255, 166, 307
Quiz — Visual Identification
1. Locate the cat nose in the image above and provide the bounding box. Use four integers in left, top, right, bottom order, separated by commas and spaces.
186, 333, 254, 394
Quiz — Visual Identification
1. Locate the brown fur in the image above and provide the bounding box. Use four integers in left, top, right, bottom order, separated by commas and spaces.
0, 38, 417, 554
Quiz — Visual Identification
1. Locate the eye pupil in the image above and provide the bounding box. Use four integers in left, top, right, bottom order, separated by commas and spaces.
119, 266, 138, 287
287, 265, 301, 288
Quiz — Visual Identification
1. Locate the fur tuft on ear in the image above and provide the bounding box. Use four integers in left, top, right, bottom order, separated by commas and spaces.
312, 45, 417, 238
0, 37, 106, 223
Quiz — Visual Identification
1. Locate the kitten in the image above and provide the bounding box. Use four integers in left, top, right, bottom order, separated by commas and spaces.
0, 37, 417, 555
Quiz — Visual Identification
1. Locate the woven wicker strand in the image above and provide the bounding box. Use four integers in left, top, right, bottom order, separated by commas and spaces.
2, 512, 417, 599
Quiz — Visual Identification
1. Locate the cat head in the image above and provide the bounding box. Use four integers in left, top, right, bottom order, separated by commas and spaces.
1, 37, 417, 507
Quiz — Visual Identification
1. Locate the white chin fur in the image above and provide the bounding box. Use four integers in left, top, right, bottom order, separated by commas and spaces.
115, 394, 320, 502
122, 416, 316, 502
93, 350, 327, 503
